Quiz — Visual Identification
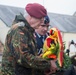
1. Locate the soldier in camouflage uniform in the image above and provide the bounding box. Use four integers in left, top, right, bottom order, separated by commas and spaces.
1, 3, 58, 75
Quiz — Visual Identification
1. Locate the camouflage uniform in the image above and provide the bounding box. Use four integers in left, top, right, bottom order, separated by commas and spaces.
1, 14, 51, 75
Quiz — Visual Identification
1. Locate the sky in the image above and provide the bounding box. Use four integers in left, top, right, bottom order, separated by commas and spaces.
0, 0, 76, 15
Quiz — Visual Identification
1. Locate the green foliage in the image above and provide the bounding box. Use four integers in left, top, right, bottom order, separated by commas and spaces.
56, 53, 71, 70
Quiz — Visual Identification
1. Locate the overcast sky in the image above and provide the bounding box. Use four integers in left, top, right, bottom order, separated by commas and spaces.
0, 0, 76, 15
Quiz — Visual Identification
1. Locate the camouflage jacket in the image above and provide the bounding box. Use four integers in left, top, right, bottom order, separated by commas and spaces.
1, 14, 51, 75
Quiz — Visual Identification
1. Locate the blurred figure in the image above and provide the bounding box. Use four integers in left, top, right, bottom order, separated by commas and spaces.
64, 55, 76, 75
66, 49, 70, 56
35, 15, 50, 55
68, 40, 76, 57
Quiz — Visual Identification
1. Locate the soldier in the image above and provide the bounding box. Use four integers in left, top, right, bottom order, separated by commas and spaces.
1, 3, 58, 75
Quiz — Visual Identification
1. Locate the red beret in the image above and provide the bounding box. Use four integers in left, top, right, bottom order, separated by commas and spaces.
25, 3, 47, 19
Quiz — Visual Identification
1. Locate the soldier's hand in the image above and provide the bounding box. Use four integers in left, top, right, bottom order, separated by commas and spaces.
45, 59, 58, 75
